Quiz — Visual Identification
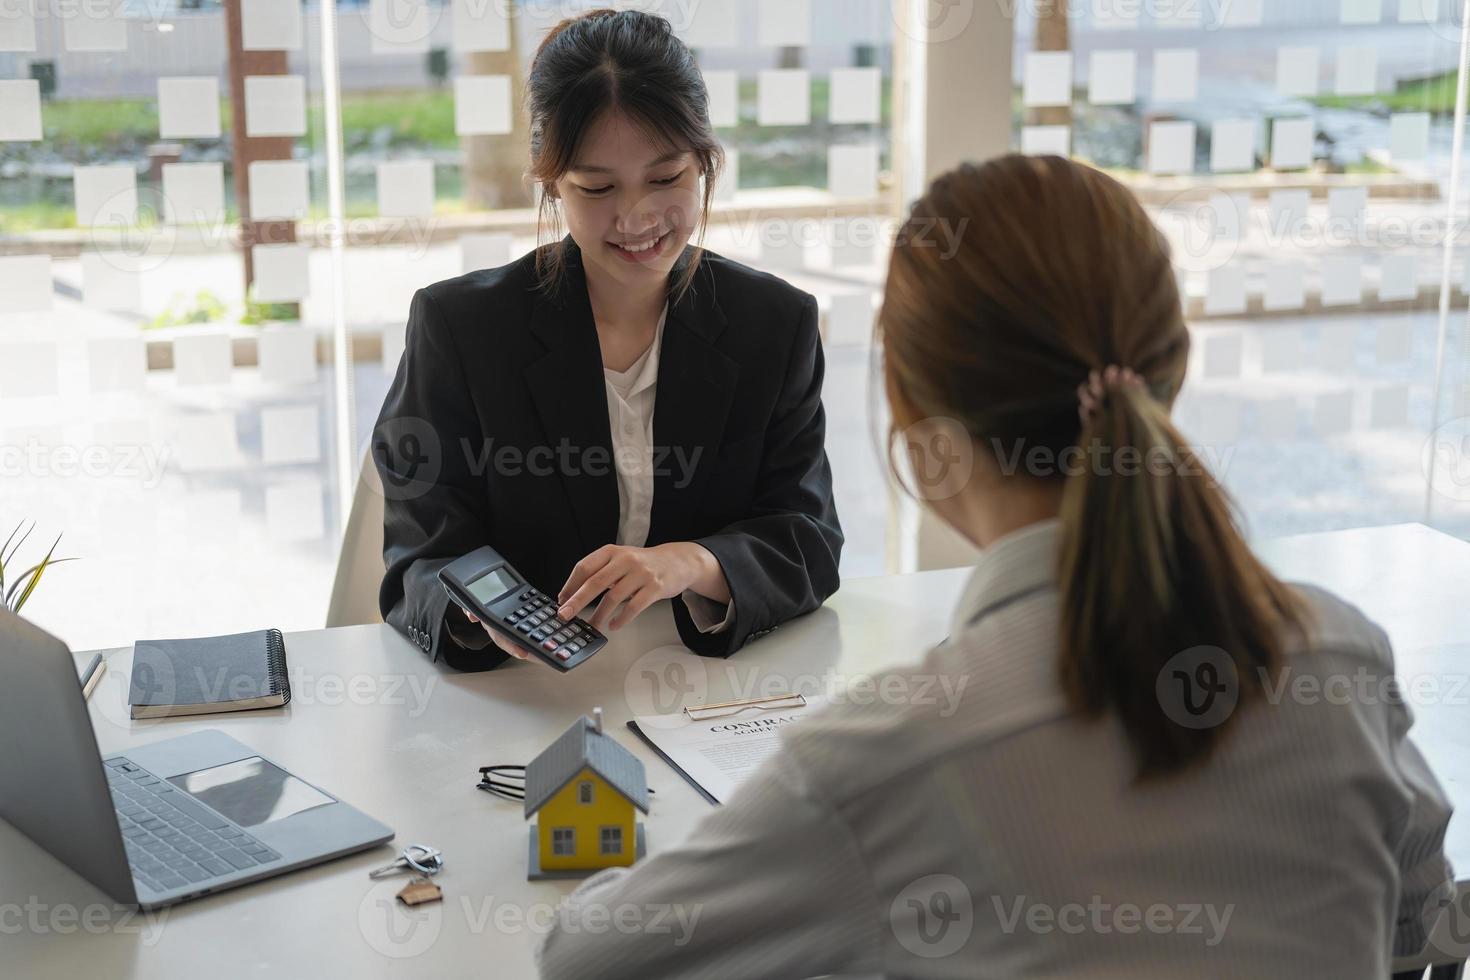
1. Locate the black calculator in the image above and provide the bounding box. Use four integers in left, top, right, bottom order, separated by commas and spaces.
438, 546, 607, 671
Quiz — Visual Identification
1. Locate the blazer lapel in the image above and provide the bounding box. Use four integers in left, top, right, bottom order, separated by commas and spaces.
646, 258, 740, 545
523, 245, 620, 556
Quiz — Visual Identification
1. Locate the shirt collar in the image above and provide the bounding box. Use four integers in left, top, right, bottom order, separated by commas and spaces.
948, 517, 1062, 637
620, 302, 668, 399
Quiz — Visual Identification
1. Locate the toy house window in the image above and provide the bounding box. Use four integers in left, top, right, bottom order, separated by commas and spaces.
552, 827, 575, 855
578, 781, 593, 804
600, 826, 623, 855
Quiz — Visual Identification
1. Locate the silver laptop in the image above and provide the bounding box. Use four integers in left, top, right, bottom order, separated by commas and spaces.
0, 609, 394, 909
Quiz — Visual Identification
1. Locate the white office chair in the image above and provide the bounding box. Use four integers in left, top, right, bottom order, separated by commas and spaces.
326, 450, 386, 628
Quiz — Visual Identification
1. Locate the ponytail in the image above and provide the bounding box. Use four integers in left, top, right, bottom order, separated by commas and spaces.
1056, 382, 1308, 779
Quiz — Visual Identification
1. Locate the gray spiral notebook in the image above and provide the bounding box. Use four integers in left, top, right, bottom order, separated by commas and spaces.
128, 629, 291, 720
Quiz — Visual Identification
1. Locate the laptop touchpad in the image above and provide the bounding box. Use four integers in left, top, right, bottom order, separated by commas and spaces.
168, 756, 333, 828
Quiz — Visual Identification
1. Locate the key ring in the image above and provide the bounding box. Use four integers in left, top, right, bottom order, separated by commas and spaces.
368, 843, 445, 879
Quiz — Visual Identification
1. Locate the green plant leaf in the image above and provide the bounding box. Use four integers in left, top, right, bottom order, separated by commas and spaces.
6, 533, 67, 612
0, 519, 34, 595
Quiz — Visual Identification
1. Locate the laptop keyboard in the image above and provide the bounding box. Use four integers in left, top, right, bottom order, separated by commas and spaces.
104, 757, 280, 893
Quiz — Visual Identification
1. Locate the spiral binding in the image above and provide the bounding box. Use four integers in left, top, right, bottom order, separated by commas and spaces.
265, 628, 292, 706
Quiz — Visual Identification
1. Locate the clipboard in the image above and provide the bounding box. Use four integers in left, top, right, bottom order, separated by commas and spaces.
626, 693, 809, 805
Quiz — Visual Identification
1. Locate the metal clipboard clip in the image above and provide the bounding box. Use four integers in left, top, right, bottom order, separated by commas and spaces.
682, 693, 807, 722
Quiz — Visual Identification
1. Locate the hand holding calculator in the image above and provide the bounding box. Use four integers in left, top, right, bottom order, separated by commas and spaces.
439, 546, 607, 671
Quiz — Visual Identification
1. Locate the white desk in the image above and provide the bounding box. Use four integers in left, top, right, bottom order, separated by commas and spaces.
2, 523, 1466, 976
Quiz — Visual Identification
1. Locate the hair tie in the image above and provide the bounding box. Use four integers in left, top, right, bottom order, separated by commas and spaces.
1077, 365, 1145, 425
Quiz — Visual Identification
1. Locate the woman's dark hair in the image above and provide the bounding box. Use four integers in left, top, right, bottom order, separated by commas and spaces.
526, 8, 724, 301
879, 155, 1310, 780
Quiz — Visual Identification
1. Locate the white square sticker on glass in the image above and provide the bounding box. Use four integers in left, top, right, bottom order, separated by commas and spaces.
451, 0, 510, 52
0, 0, 36, 52
1203, 193, 1250, 242
252, 244, 310, 303
1257, 398, 1298, 442
1021, 126, 1071, 157
1220, 0, 1264, 25
1202, 333, 1244, 379
826, 293, 876, 347
1204, 265, 1247, 316
1389, 112, 1430, 162
828, 219, 873, 268
1314, 391, 1354, 436
377, 159, 435, 217
1153, 49, 1199, 103
248, 160, 310, 221
0, 79, 42, 141
63, 0, 125, 51
0, 255, 52, 313
87, 336, 146, 393
1276, 47, 1321, 97
1376, 318, 1415, 360
1264, 261, 1306, 311
704, 71, 739, 128
163, 162, 225, 226
81, 253, 142, 312
1190, 395, 1242, 446
1399, 0, 1439, 22
74, 164, 138, 227
828, 144, 879, 198
261, 405, 322, 465
1023, 52, 1072, 108
1270, 118, 1314, 170
244, 75, 307, 138
714, 148, 738, 203
1260, 328, 1303, 373
175, 414, 243, 471
1328, 186, 1368, 223
679, 0, 737, 48
1267, 189, 1311, 231
757, 70, 811, 126
257, 327, 317, 385
1210, 119, 1256, 173
1335, 47, 1378, 96
1088, 50, 1137, 105
0, 343, 59, 399
1147, 120, 1196, 174
1378, 255, 1417, 304
173, 332, 232, 386
370, 0, 432, 55
461, 232, 514, 273
1340, 0, 1383, 23
158, 77, 221, 140
454, 75, 513, 136
381, 319, 407, 369
1319, 324, 1360, 373
757, 0, 810, 46
1369, 385, 1410, 429
830, 68, 881, 125
1322, 255, 1364, 306
266, 482, 325, 541
243, 0, 303, 50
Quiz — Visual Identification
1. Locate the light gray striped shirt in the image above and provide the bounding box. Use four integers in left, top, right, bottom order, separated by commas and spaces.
537, 519, 1454, 978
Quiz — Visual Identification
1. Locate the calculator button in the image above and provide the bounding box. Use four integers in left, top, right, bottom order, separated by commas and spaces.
565, 641, 581, 653
519, 591, 532, 600
516, 622, 534, 633
554, 649, 571, 662
541, 639, 559, 652
507, 612, 521, 623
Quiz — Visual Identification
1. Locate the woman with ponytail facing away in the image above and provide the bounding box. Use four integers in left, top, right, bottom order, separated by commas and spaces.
536, 156, 1453, 979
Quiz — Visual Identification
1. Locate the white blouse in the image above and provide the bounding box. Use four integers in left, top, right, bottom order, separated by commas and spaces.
602, 304, 733, 634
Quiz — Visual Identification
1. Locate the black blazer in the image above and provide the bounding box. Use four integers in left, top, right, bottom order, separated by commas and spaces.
373, 240, 843, 671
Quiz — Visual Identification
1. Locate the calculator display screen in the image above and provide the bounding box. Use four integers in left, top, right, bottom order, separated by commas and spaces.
468, 565, 520, 605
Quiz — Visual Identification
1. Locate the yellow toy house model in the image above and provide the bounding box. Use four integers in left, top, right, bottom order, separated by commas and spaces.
524, 708, 649, 880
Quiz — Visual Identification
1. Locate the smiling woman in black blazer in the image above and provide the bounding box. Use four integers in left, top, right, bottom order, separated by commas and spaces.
372, 9, 842, 671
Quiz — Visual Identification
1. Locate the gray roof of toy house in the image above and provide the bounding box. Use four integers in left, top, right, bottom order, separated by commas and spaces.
524, 714, 649, 818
